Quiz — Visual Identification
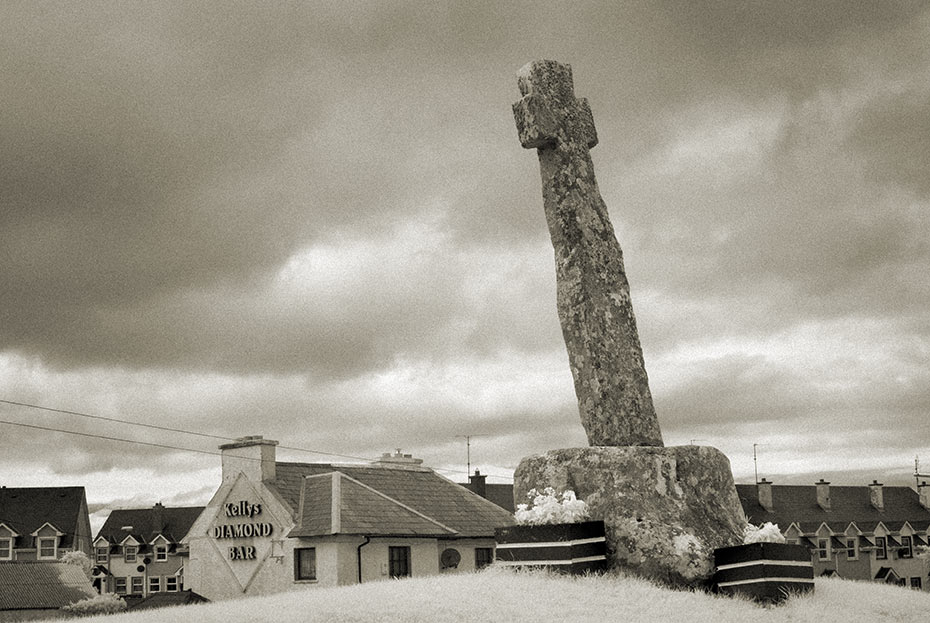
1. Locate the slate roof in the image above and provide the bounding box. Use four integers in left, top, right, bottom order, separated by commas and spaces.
96, 504, 205, 545
736, 483, 930, 535
271, 462, 514, 538
0, 487, 86, 549
289, 473, 456, 537
0, 561, 96, 611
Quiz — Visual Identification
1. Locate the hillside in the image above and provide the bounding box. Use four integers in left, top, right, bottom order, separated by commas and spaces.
86, 568, 929, 623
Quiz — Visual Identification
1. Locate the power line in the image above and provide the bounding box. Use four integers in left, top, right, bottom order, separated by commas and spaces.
0, 399, 514, 481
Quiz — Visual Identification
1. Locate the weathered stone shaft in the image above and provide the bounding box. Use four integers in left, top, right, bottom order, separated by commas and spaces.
513, 60, 662, 447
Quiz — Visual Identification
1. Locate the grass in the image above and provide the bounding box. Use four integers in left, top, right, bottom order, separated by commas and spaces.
82, 568, 930, 623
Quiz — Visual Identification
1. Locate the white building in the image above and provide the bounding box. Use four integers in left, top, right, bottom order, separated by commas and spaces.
185, 436, 514, 600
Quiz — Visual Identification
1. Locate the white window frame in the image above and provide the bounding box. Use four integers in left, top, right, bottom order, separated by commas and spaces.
95, 546, 109, 564
900, 535, 913, 559
149, 576, 161, 593
37, 536, 57, 560
0, 537, 12, 560
114, 577, 127, 594
124, 545, 138, 563
165, 576, 178, 592
155, 544, 168, 562
130, 576, 143, 594
875, 536, 887, 560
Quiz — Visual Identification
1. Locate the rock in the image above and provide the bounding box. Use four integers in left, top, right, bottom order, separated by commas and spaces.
514, 445, 747, 586
513, 59, 662, 447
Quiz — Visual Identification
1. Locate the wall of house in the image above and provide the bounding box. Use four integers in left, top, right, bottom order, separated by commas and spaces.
186, 472, 299, 601
358, 537, 438, 583
435, 539, 497, 574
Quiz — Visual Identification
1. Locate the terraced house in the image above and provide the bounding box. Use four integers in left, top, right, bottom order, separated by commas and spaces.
0, 486, 92, 562
737, 479, 930, 590
93, 502, 204, 599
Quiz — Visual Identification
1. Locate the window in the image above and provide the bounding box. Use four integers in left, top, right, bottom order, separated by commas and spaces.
845, 538, 858, 560
155, 544, 168, 562
875, 536, 887, 560
165, 576, 178, 592
95, 547, 109, 564
124, 545, 137, 563
130, 576, 143, 594
911, 577, 922, 590
0, 538, 11, 560
900, 536, 912, 559
37, 537, 57, 559
816, 538, 830, 561
114, 578, 127, 594
149, 576, 161, 593
475, 547, 493, 570
388, 546, 411, 579
294, 547, 317, 581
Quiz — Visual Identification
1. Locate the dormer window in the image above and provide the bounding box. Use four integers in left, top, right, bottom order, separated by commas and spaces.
124, 545, 138, 563
37, 537, 57, 560
95, 546, 109, 564
816, 538, 830, 561
155, 544, 168, 562
900, 535, 913, 559
875, 536, 887, 560
0, 537, 12, 560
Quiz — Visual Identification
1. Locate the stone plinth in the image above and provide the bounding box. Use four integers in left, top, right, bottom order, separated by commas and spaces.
514, 445, 747, 587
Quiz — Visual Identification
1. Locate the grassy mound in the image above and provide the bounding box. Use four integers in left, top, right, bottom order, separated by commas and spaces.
86, 568, 930, 623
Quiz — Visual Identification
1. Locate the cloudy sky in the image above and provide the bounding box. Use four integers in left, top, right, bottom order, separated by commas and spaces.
2, 1, 929, 523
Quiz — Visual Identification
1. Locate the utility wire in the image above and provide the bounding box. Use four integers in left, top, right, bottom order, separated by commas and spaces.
0, 399, 514, 481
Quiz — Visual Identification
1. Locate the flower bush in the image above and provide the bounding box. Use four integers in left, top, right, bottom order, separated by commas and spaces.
62, 593, 127, 617
514, 487, 589, 525
742, 522, 786, 544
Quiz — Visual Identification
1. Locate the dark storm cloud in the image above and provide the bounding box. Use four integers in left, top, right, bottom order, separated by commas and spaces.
2, 1, 930, 498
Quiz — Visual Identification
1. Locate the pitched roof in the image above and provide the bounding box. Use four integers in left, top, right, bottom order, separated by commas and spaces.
96, 504, 204, 544
0, 561, 96, 611
736, 483, 930, 534
270, 462, 514, 538
0, 487, 86, 549
289, 473, 456, 537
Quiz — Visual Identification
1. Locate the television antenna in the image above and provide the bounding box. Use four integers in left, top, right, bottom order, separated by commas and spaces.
456, 435, 483, 476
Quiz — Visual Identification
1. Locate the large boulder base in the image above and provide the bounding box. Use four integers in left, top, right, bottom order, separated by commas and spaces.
514, 445, 746, 587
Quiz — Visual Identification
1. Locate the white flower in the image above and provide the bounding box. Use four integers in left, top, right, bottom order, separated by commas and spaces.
743, 522, 786, 544
514, 487, 590, 525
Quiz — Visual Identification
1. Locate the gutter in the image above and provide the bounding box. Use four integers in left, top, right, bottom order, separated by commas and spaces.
357, 536, 371, 584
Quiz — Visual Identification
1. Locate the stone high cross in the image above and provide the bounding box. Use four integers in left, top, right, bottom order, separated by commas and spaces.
513, 60, 663, 447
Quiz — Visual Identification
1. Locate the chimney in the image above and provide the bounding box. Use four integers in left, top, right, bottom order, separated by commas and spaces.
757, 478, 774, 512
869, 480, 884, 511
374, 449, 424, 469
152, 502, 165, 533
919, 481, 930, 510
816, 479, 831, 510
219, 435, 278, 482
469, 469, 487, 498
